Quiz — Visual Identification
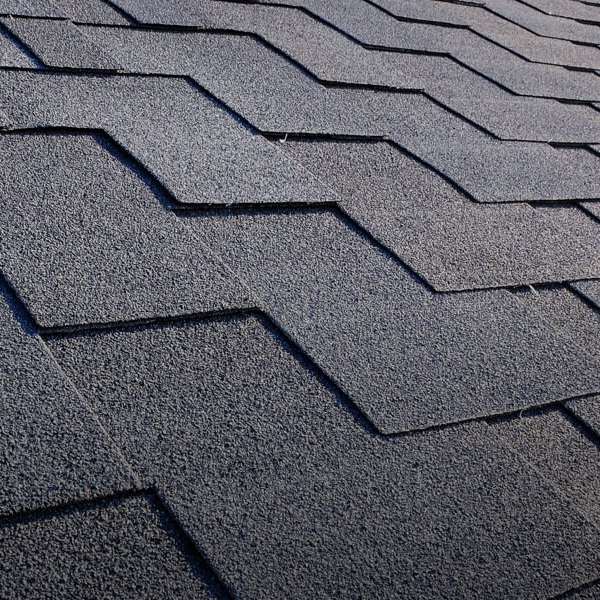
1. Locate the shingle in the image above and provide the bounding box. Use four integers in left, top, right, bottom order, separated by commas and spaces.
493, 410, 600, 528
566, 396, 600, 437
436, 95, 600, 143
277, 139, 600, 290
46, 315, 600, 600
559, 581, 600, 600
0, 23, 37, 66
0, 494, 222, 599
531, 202, 600, 254
520, 0, 600, 23
73, 28, 600, 202
84, 7, 438, 90
583, 201, 600, 219
0, 132, 255, 328
80, 22, 600, 143
110, 0, 600, 101
513, 286, 600, 363
0, 0, 64, 17
484, 0, 600, 45
0, 70, 337, 207
2, 17, 121, 69
252, 0, 600, 99
189, 209, 600, 432
0, 284, 134, 516
53, 0, 131, 24
573, 280, 600, 311
371, 0, 600, 69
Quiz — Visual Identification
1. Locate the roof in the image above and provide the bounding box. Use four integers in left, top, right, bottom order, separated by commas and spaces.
1, 0, 600, 598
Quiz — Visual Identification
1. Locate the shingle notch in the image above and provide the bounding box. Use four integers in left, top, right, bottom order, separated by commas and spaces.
277, 138, 600, 290
46, 313, 600, 600
0, 492, 229, 599
0, 69, 339, 207
191, 208, 600, 432
0, 131, 255, 329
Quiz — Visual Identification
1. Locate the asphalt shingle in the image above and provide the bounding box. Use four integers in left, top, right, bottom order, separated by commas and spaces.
0, 283, 134, 516
566, 396, 600, 437
249, 0, 600, 98
277, 138, 600, 290
483, 0, 600, 44
2, 0, 600, 596
77, 20, 600, 144
493, 409, 600, 528
0, 70, 338, 207
0, 23, 37, 66
573, 280, 600, 311
513, 286, 600, 363
46, 314, 600, 600
371, 0, 600, 68
0, 132, 254, 328
67, 27, 600, 202
2, 17, 121, 69
0, 494, 223, 599
191, 209, 600, 432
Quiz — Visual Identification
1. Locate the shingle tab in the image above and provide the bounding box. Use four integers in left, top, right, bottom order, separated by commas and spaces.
249, 0, 600, 98
0, 70, 338, 207
484, 0, 600, 44
513, 286, 600, 363
79, 22, 600, 143
0, 23, 37, 66
371, 0, 600, 68
2, 17, 121, 69
0, 285, 134, 516
2, 0, 600, 594
573, 280, 600, 311
191, 209, 600, 432
0, 494, 223, 599
277, 139, 600, 290
70, 27, 600, 202
0, 132, 254, 328
46, 315, 600, 600
493, 410, 600, 528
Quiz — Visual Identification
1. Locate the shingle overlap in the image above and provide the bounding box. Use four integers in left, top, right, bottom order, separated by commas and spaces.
46, 315, 600, 599
2, 0, 600, 597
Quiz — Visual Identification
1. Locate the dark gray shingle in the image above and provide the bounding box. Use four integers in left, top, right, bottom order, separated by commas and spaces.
46, 315, 600, 600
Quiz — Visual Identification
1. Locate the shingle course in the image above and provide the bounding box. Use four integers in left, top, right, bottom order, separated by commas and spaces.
2, 0, 600, 596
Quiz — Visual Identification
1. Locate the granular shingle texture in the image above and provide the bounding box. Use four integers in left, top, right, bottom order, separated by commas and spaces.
2, 0, 600, 598
45, 316, 600, 599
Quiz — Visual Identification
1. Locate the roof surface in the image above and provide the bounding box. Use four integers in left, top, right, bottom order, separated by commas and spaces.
1, 0, 600, 598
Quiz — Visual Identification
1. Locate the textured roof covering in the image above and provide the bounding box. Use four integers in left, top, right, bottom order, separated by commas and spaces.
1, 0, 600, 597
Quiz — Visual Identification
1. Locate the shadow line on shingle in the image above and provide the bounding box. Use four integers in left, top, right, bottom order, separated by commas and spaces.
0, 487, 235, 600
551, 574, 600, 599
0, 22, 43, 67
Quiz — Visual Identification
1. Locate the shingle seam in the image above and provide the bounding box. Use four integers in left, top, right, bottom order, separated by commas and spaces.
551, 575, 600, 599
0, 488, 147, 528
74, 18, 600, 100
488, 407, 600, 566
99, 0, 138, 25
0, 20, 42, 67
516, 0, 600, 26
558, 404, 600, 459
221, 0, 600, 69
146, 488, 236, 600
43, 309, 384, 439
369, 0, 600, 52
0, 273, 144, 489
482, 4, 600, 47
0, 488, 236, 600
41, 304, 600, 440
568, 282, 600, 311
